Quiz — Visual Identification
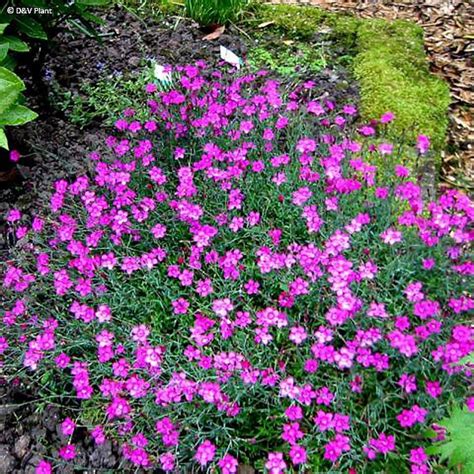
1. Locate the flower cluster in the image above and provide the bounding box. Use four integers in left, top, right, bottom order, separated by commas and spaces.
1, 63, 473, 472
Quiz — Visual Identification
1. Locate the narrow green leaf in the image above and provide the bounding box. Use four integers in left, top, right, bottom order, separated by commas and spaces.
0, 23, 9, 35
80, 11, 106, 25
0, 103, 38, 126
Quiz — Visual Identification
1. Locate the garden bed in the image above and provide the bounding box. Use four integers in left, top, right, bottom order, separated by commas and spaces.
1, 2, 472, 474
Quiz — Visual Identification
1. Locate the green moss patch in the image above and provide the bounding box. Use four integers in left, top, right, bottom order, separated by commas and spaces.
354, 19, 450, 151
249, 4, 450, 156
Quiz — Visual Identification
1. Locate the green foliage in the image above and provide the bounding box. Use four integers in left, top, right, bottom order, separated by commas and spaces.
250, 3, 359, 47
52, 68, 152, 127
185, 0, 248, 26
354, 19, 450, 152
0, 65, 37, 149
426, 406, 474, 473
247, 43, 327, 77
251, 4, 329, 39
1, 0, 112, 40
117, 0, 183, 17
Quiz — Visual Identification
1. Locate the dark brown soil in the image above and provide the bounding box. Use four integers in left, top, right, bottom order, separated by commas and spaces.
0, 385, 120, 473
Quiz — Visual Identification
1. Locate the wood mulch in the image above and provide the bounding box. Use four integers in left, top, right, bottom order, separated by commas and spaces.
266, 0, 474, 191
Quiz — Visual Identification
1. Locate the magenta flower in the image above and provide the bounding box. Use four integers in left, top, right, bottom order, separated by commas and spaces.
35, 460, 52, 474
195, 440, 216, 466
416, 135, 430, 154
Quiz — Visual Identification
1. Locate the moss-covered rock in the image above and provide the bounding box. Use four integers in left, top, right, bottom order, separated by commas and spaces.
354, 19, 450, 152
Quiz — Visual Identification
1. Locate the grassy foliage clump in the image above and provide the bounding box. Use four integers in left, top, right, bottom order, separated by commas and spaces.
247, 43, 327, 77
185, 0, 248, 26
354, 19, 450, 152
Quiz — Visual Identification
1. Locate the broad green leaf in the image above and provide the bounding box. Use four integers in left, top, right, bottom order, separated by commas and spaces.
0, 43, 8, 62
15, 17, 48, 40
427, 406, 474, 473
0, 66, 24, 115
2, 35, 30, 52
0, 104, 38, 126
0, 127, 7, 149
457, 352, 474, 366
0, 54, 16, 70
0, 23, 9, 35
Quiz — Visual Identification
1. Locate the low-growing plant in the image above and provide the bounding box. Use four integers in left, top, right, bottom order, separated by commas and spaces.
1, 65, 473, 473
51, 68, 152, 127
185, 0, 248, 26
247, 43, 327, 78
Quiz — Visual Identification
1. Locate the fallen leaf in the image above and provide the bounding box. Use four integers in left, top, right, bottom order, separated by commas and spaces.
257, 21, 275, 28
203, 25, 225, 41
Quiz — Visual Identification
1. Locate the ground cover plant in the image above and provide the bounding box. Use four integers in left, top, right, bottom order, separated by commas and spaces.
1, 62, 473, 472
247, 4, 451, 157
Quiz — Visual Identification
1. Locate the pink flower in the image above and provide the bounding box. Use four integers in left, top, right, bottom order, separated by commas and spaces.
323, 434, 350, 462
6, 208, 21, 222
61, 417, 76, 436
59, 444, 76, 460
265, 452, 287, 473
397, 405, 427, 428
160, 452, 175, 471
380, 112, 395, 123
35, 460, 52, 474
195, 440, 216, 466
416, 135, 430, 154
218, 454, 238, 473
10, 150, 21, 162
410, 447, 428, 465
466, 397, 474, 412
289, 444, 307, 465
91, 425, 106, 445
212, 298, 234, 317
289, 326, 307, 345
172, 297, 189, 314
380, 228, 402, 245
425, 381, 443, 398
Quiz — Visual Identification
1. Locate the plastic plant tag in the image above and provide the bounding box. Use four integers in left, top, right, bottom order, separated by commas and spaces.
154, 63, 173, 85
220, 46, 242, 69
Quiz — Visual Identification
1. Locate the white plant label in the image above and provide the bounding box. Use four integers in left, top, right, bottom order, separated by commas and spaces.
220, 46, 242, 69
154, 64, 173, 83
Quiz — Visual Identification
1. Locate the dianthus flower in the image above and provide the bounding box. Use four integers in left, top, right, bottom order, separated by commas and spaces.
195, 440, 216, 466
265, 452, 287, 474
